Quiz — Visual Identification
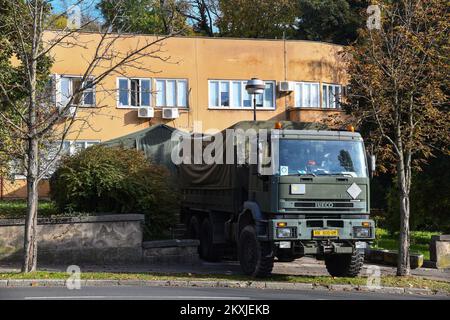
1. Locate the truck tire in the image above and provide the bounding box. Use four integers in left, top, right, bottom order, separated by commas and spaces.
199, 217, 224, 262
187, 215, 200, 240
324, 251, 364, 277
238, 225, 274, 277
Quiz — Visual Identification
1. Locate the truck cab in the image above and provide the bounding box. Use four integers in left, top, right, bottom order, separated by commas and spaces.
249, 128, 375, 276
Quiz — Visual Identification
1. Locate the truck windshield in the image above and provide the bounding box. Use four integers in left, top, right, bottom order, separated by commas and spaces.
278, 139, 367, 177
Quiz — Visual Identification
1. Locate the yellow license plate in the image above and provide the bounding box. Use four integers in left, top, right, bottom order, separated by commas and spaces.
313, 229, 339, 237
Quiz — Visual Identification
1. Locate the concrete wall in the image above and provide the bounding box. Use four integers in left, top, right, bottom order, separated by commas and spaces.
0, 178, 50, 199
142, 239, 200, 265
0, 214, 144, 264
430, 235, 450, 269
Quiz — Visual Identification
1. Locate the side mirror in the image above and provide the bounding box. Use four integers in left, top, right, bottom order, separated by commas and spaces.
367, 154, 376, 178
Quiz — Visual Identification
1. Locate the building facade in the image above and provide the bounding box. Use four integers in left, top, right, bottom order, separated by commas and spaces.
1, 32, 347, 198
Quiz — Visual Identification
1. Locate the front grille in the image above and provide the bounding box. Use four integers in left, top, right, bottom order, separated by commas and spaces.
291, 208, 360, 212
294, 202, 354, 208
281, 198, 366, 213
306, 214, 340, 219
295, 203, 315, 208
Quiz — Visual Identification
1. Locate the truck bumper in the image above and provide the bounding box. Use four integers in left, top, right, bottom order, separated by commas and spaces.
269, 218, 375, 242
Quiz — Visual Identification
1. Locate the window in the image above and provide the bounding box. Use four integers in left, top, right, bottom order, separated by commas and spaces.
13, 140, 100, 179
278, 139, 367, 177
209, 80, 276, 109
45, 140, 100, 177
156, 79, 188, 107
60, 76, 95, 107
70, 140, 100, 155
294, 82, 320, 108
322, 84, 342, 109
118, 78, 151, 108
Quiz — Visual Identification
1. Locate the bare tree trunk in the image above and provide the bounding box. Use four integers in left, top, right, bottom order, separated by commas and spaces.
23, 7, 39, 272
397, 158, 411, 276
22, 137, 39, 273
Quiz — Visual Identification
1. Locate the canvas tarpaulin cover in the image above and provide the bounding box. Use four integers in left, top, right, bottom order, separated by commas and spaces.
102, 121, 327, 186
101, 124, 179, 174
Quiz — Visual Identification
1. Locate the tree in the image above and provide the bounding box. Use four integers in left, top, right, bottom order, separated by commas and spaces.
216, 0, 299, 39
98, 0, 191, 35
343, 0, 449, 276
180, 0, 219, 36
0, 0, 175, 272
295, 0, 368, 44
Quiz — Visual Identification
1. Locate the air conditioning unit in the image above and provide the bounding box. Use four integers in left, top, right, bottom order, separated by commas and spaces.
58, 105, 77, 118
138, 107, 154, 118
278, 81, 295, 92
162, 108, 179, 119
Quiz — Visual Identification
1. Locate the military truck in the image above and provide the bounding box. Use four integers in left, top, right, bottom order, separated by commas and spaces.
178, 121, 375, 277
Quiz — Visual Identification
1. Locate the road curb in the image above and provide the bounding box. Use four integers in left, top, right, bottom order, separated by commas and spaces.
1, 279, 448, 297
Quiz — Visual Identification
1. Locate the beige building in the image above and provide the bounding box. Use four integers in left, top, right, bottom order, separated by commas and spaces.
1, 32, 347, 198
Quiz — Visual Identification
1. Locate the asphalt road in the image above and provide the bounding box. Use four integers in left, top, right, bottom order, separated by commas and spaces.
0, 286, 448, 300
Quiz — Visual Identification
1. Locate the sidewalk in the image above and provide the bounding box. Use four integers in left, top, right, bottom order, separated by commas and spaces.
1, 257, 449, 282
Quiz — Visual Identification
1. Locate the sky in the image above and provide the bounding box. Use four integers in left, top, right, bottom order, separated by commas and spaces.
50, 0, 102, 18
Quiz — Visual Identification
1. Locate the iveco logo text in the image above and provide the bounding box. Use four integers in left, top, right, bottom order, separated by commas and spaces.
316, 202, 334, 208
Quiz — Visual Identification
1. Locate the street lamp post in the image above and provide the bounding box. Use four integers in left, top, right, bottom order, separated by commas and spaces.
245, 78, 265, 121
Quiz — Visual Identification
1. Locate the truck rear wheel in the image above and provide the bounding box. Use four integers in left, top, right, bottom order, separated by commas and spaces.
199, 217, 224, 262
238, 225, 274, 277
324, 251, 364, 277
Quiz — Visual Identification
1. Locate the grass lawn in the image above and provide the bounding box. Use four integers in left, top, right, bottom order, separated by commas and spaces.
0, 199, 57, 218
0, 271, 449, 293
372, 229, 440, 260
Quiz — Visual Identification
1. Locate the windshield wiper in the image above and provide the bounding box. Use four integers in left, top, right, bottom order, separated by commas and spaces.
281, 173, 317, 177
298, 173, 316, 177
326, 173, 355, 177
313, 172, 355, 177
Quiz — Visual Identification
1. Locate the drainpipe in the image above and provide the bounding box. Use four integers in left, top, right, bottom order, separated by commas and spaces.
0, 176, 3, 201
283, 32, 290, 120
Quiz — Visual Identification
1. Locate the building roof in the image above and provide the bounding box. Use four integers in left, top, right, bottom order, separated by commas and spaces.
45, 29, 345, 48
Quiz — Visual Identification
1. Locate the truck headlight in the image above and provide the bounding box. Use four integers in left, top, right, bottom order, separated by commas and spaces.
353, 226, 371, 238
276, 227, 294, 238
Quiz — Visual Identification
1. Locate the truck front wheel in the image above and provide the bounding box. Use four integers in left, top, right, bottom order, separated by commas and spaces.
199, 217, 224, 262
324, 251, 364, 277
238, 225, 274, 277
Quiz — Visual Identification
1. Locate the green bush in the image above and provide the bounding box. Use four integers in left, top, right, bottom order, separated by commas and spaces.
50, 145, 179, 239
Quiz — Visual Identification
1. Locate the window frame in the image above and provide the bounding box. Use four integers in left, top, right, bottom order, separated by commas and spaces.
12, 140, 101, 180
117, 77, 152, 109
68, 140, 101, 155
155, 78, 189, 108
60, 75, 96, 108
322, 83, 342, 109
293, 81, 320, 109
208, 79, 276, 110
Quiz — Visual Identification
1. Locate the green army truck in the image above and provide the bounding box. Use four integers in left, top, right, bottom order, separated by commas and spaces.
178, 121, 376, 277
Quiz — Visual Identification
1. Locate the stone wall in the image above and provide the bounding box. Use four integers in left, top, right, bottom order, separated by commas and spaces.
142, 239, 200, 265
0, 214, 144, 264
